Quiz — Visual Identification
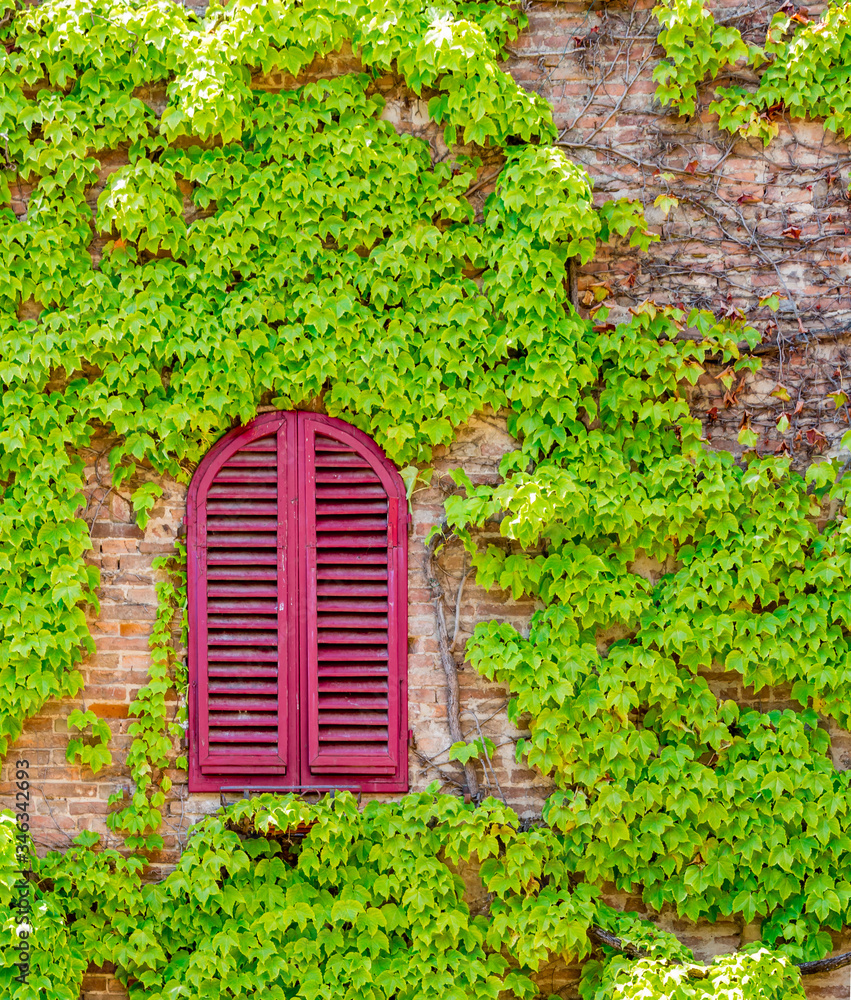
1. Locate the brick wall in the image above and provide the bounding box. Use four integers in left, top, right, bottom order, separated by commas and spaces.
4, 0, 851, 996
513, 0, 850, 331
10, 409, 851, 999
509, 0, 851, 474
8, 415, 548, 857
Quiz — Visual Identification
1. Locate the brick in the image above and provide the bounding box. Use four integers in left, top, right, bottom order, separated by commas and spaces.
40, 783, 98, 798
70, 800, 109, 815
87, 703, 129, 718
119, 622, 154, 636
90, 522, 144, 539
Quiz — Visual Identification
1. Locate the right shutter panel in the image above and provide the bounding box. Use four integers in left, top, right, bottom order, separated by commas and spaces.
299, 414, 407, 788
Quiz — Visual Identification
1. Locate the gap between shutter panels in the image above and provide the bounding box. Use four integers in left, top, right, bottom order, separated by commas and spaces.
203, 432, 285, 772
311, 432, 394, 767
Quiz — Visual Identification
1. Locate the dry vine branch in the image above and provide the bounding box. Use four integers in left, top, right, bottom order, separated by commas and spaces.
462, 706, 507, 803
522, 0, 851, 350
423, 531, 479, 799
586, 926, 851, 977
796, 950, 851, 975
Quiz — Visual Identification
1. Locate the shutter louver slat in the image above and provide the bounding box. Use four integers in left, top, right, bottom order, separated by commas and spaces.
318, 598, 388, 611
209, 583, 277, 596
208, 587, 277, 602
208, 486, 278, 499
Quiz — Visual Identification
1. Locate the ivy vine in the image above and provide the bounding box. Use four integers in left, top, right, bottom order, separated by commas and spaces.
445, 299, 851, 962
653, 0, 851, 147
106, 540, 186, 850
0, 0, 849, 997
0, 0, 604, 762
0, 792, 811, 999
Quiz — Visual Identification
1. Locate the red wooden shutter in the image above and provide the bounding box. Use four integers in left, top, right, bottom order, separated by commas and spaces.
187, 410, 408, 794
299, 413, 408, 792
187, 413, 298, 792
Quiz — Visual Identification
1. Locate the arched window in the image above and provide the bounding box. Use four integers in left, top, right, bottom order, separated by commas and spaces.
185, 411, 409, 793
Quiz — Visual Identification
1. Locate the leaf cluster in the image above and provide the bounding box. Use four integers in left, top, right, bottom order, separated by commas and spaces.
652, 0, 761, 117
446, 302, 851, 961
0, 793, 598, 999
653, 0, 851, 147
106, 539, 187, 849
64, 707, 113, 774
0, 0, 601, 763
0, 794, 820, 998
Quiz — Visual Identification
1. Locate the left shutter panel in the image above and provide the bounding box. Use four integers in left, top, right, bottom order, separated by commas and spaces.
188, 414, 298, 792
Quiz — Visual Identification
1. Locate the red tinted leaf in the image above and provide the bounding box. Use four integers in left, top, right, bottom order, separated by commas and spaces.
805, 427, 827, 451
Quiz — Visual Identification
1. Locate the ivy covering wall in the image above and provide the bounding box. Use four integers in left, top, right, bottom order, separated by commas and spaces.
0, 0, 850, 998
0, 791, 814, 999
654, 0, 851, 144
